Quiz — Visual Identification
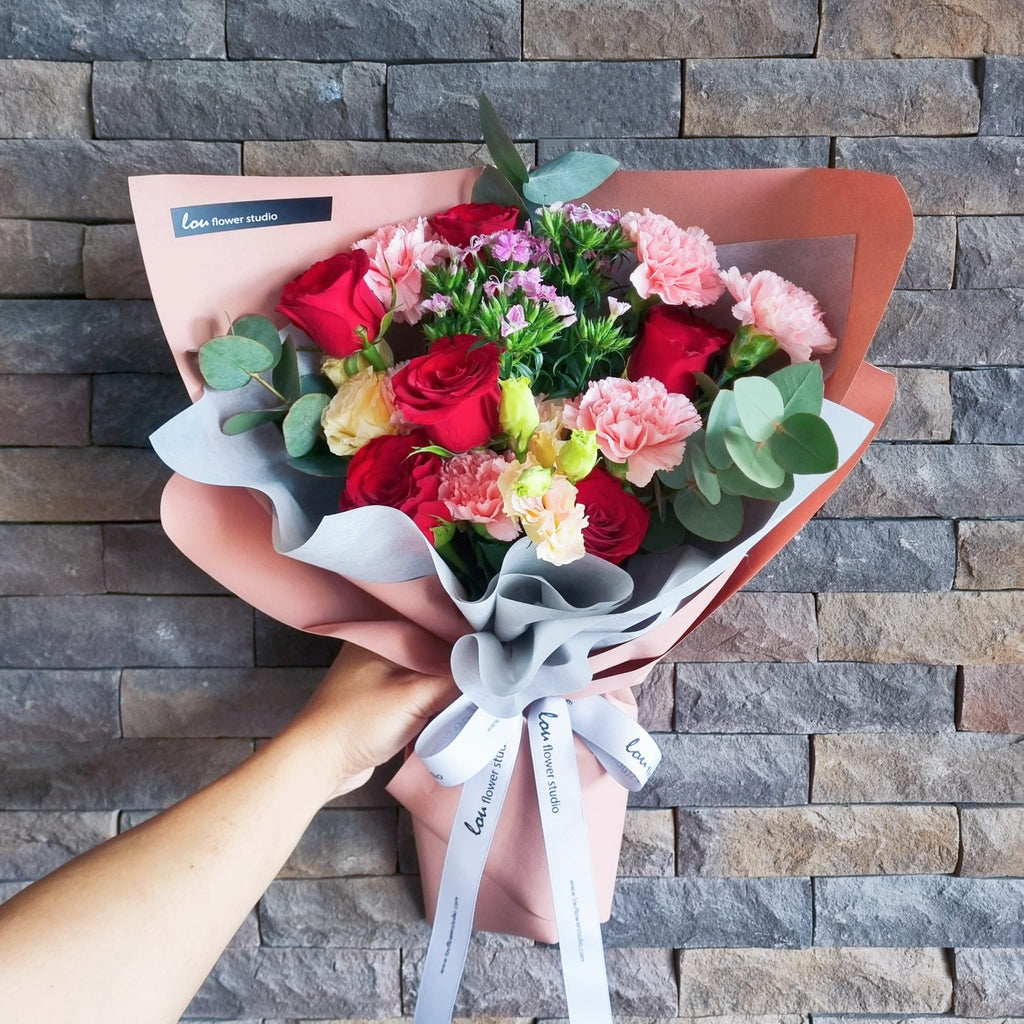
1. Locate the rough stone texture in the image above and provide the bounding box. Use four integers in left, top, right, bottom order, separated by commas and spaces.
604, 877, 811, 948
91, 373, 189, 446
961, 807, 1024, 876
953, 368, 1024, 442
0, 374, 90, 445
122, 667, 320, 737
817, 592, 1024, 665
103, 523, 228, 595
874, 368, 952, 441
0, 669, 119, 740
820, 445, 1024, 519
228, 0, 520, 60
538, 136, 830, 169
685, 59, 979, 137
0, 140, 240, 219
255, 612, 340, 667
279, 809, 398, 878
896, 217, 956, 290
957, 215, 1024, 287
619, 809, 675, 876
631, 734, 807, 808
819, 0, 1024, 57
956, 520, 1024, 590
665, 593, 817, 663
0, 739, 251, 809
0, 221, 83, 295
0, 524, 104, 596
678, 947, 953, 1014
0, 810, 116, 880
815, 876, 1024, 946
325, 757, 399, 811
960, 664, 1024, 732
524, 0, 817, 58
812, 732, 1024, 803
742, 519, 955, 592
0, 448, 170, 521
981, 56, 1024, 133
93, 61, 386, 141
0, 59, 90, 137
835, 137, 1024, 215
636, 663, 674, 732
541, 1019, 805, 1024
676, 805, 958, 877
388, 62, 681, 140
954, 947, 1024, 1015
0, 595, 252, 668
82, 224, 149, 299
676, 662, 954, 734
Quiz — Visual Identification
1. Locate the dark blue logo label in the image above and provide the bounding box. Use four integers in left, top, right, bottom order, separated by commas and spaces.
170, 196, 333, 238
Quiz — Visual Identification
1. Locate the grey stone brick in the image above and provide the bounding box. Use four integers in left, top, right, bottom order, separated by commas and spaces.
389, 62, 681, 141
325, 756, 400, 810
0, 374, 90, 445
631, 734, 808, 808
636, 662, 673, 732
955, 948, 1024, 1015
255, 611, 340, 667
91, 373, 189, 447
0, 524, 104, 596
961, 807, 1024, 876
896, 217, 956, 290
815, 876, 1024, 946
93, 61, 386, 142
0, 810, 115, 880
957, 215, 1024, 287
0, 220, 83, 295
665, 593, 817, 663
0, 59, 90, 137
0, 669, 119, 740
0, 448, 170, 521
953, 369, 1024, 442
835, 137, 1024, 215
189, 947, 401, 1019
981, 57, 1024, 134
675, 663, 955, 734
819, 0, 1024, 57
227, 0, 520, 60
0, 300, 172, 373
0, 881, 28, 906
812, 731, 1024, 803
0, 0, 225, 59
960, 664, 1024, 732
82, 224, 149, 299
0, 739, 251, 809
280, 808, 397, 878
103, 523, 227, 595
820, 445, 1024, 518
0, 141, 240, 219
686, 59, 979, 137
875, 368, 952, 441
0, 595, 252, 668
620, 808, 674, 876
537, 136, 830, 169
121, 667, 319, 737
743, 519, 955, 592
604, 877, 810, 948
525, 0, 817, 58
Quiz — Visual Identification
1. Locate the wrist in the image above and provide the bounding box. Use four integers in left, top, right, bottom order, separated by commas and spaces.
270, 718, 371, 805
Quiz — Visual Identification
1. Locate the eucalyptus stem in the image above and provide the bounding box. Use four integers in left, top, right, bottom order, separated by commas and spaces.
248, 372, 288, 404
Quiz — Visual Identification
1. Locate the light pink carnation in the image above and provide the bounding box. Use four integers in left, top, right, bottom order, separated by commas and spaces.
620, 209, 725, 307
439, 450, 520, 542
722, 266, 837, 363
564, 376, 702, 487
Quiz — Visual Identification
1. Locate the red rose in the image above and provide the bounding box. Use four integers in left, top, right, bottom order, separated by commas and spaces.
390, 335, 502, 452
628, 305, 732, 398
276, 249, 385, 358
340, 431, 449, 541
575, 466, 651, 565
428, 202, 521, 247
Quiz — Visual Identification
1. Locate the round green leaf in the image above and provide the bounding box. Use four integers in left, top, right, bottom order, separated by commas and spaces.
733, 376, 784, 442
300, 373, 334, 396
222, 408, 286, 435
769, 361, 824, 416
673, 488, 744, 542
641, 510, 689, 553
769, 412, 839, 473
724, 426, 786, 488
686, 434, 721, 504
718, 465, 795, 502
273, 336, 301, 402
282, 392, 330, 458
231, 314, 282, 365
521, 151, 619, 205
198, 336, 276, 390
287, 453, 348, 477
705, 390, 740, 469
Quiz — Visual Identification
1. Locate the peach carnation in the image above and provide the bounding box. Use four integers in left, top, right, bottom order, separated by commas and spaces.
439, 450, 520, 542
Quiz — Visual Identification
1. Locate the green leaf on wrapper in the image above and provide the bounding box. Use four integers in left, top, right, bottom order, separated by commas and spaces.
724, 426, 786, 488
769, 412, 839, 473
718, 464, 795, 501
673, 488, 743, 542
733, 376, 785, 442
198, 336, 276, 390
299, 374, 334, 396
273, 336, 301, 402
472, 164, 528, 213
704, 390, 740, 469
222, 408, 287, 435
286, 453, 348, 477
641, 509, 688, 552
282, 392, 330, 457
521, 151, 619, 205
478, 92, 529, 187
770, 361, 825, 417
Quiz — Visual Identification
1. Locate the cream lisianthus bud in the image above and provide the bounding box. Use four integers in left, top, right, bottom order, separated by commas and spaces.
499, 377, 540, 458
322, 340, 393, 388
514, 465, 553, 498
320, 365, 397, 457
557, 428, 599, 482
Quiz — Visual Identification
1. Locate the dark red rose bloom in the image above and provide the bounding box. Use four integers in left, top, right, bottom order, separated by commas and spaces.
574, 466, 651, 565
340, 430, 449, 541
428, 202, 521, 247
276, 248, 385, 358
390, 335, 502, 453
628, 305, 732, 398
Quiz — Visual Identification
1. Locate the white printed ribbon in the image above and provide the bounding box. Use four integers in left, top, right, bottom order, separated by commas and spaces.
412, 692, 661, 1024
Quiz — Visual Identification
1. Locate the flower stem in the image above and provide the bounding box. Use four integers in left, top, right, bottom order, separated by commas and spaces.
247, 372, 288, 404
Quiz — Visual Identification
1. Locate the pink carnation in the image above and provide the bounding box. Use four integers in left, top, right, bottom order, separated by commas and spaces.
439, 450, 520, 542
620, 209, 725, 307
721, 266, 837, 363
564, 376, 702, 487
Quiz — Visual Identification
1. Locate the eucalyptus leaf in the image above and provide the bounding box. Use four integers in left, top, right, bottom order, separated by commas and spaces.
705, 390, 740, 469
724, 426, 786, 488
769, 412, 839, 473
522, 151, 619, 205
688, 437, 721, 504
478, 92, 529, 187
198, 335, 276, 390
693, 371, 720, 399
273, 336, 301, 402
282, 392, 330, 458
472, 164, 528, 212
770, 361, 824, 417
231, 314, 282, 365
674, 488, 743, 542
641, 509, 689, 552
300, 373, 334, 396
733, 376, 784, 442
222, 408, 286, 435
286, 453, 348, 477
718, 464, 795, 501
